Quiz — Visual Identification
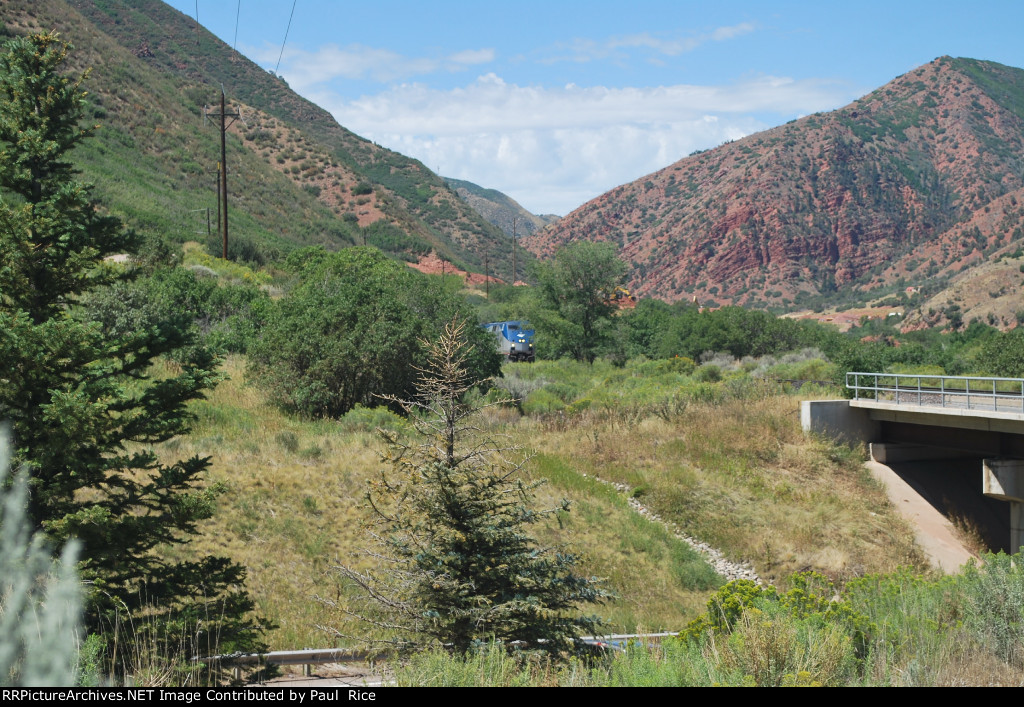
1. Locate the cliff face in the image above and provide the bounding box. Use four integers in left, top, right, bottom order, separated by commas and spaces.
524, 57, 1024, 309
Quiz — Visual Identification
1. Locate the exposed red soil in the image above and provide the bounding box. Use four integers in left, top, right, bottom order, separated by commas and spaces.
406, 251, 505, 286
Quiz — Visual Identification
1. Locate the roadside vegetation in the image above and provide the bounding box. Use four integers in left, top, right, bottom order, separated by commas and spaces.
104, 245, 1020, 684
393, 551, 1024, 686
9, 223, 1015, 683
4, 26, 1024, 689
151, 349, 922, 649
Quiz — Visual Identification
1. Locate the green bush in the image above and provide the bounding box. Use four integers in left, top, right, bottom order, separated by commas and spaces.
521, 388, 567, 415
695, 364, 722, 382
542, 381, 582, 404
81, 267, 269, 356
959, 553, 1024, 665
977, 328, 1024, 377
250, 248, 501, 418
338, 404, 409, 433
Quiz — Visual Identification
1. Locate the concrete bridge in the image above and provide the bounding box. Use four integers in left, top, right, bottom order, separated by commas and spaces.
802, 372, 1024, 561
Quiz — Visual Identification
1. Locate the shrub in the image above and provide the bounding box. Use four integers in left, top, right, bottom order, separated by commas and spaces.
249, 248, 501, 418
695, 364, 723, 382
522, 388, 567, 415
0, 433, 82, 686
338, 404, 408, 434
959, 553, 1024, 666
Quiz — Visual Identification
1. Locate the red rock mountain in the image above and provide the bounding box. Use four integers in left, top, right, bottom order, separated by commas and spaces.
524, 57, 1024, 310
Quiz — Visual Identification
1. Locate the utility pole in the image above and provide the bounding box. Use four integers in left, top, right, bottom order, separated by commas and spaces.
205, 89, 240, 259
215, 166, 221, 246
484, 255, 489, 298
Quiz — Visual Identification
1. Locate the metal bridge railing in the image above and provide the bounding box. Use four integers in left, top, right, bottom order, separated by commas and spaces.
845, 372, 1024, 413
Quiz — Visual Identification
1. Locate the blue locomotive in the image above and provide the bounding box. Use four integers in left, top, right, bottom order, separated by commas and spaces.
483, 320, 535, 362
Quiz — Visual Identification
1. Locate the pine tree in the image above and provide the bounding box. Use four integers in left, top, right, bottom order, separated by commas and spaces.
0, 32, 262, 656
327, 319, 609, 656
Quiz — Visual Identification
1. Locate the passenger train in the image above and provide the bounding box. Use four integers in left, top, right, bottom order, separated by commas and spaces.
482, 320, 535, 362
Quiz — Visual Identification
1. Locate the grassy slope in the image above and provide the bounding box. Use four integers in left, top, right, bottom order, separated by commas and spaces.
153, 356, 923, 650
4, 0, 527, 277
4, 0, 357, 254
503, 361, 924, 583
54, 0, 520, 274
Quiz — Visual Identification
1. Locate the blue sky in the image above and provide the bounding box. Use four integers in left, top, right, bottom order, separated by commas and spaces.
165, 1, 1024, 215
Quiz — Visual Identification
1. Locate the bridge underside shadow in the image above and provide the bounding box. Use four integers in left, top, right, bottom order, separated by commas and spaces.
802, 399, 1024, 565
876, 454, 1010, 553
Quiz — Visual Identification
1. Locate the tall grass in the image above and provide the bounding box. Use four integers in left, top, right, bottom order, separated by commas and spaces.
145, 352, 922, 650
392, 552, 1024, 686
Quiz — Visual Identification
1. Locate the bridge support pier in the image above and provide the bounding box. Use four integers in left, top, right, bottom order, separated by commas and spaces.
982, 459, 1024, 553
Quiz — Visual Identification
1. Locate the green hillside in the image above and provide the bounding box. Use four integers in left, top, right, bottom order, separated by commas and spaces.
3, 0, 526, 278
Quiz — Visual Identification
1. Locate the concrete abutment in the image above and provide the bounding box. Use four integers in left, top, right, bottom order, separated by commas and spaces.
802, 399, 1024, 561
983, 459, 1024, 553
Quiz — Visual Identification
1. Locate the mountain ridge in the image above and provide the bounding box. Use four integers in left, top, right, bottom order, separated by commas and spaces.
444, 177, 560, 239
524, 56, 1024, 312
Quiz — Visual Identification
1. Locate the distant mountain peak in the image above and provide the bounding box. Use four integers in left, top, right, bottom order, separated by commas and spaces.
444, 177, 560, 240
525, 57, 1024, 313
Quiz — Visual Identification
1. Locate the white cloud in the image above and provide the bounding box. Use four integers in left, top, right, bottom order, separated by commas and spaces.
541, 22, 757, 64
257, 43, 495, 87
711, 23, 756, 42
305, 73, 857, 215
448, 48, 496, 66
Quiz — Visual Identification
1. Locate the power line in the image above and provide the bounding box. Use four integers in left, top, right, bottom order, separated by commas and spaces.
275, 0, 298, 75
233, 0, 241, 51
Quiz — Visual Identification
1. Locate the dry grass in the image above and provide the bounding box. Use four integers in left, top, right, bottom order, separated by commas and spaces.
153, 356, 376, 647
519, 395, 925, 588
147, 357, 924, 649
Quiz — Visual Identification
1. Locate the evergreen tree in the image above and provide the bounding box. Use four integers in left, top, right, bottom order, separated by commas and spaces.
328, 319, 608, 656
0, 32, 262, 655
